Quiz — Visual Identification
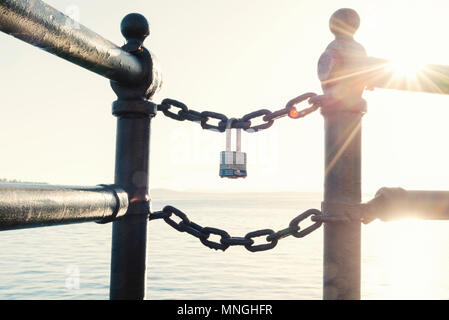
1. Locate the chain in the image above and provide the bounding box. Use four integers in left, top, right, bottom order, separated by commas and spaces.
156, 92, 321, 133
149, 206, 323, 252
151, 92, 325, 251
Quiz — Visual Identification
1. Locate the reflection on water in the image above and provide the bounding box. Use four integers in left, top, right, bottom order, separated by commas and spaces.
0, 192, 448, 299
363, 219, 449, 299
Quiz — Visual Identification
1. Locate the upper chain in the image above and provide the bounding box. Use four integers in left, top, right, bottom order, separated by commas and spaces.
156, 92, 322, 133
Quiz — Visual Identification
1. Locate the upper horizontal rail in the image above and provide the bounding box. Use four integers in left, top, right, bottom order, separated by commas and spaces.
0, 0, 145, 83
365, 57, 449, 95
0, 183, 128, 231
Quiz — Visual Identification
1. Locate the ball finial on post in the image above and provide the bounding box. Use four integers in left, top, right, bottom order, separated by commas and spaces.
329, 8, 360, 38
318, 8, 367, 103
111, 12, 161, 103
120, 13, 150, 43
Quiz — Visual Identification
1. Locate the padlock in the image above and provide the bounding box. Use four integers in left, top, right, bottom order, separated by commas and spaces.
219, 119, 247, 178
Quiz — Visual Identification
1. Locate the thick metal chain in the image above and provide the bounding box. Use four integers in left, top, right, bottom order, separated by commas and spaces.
149, 206, 323, 252
156, 92, 321, 133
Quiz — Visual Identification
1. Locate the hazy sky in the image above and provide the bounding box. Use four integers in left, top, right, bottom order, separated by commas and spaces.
1, 0, 449, 193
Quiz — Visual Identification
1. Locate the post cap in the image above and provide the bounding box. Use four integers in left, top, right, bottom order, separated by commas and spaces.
329, 8, 360, 38
121, 13, 149, 43
318, 8, 367, 112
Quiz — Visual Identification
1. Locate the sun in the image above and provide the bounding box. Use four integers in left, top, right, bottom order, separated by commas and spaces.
375, 57, 431, 92
386, 59, 424, 79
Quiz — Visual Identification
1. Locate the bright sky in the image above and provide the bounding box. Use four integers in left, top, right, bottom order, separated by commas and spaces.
1, 0, 448, 193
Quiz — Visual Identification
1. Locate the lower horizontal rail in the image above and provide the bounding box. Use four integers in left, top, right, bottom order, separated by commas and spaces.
0, 183, 128, 231
367, 187, 449, 221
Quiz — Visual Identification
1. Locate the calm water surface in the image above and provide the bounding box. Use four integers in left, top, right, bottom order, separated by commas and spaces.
0, 191, 448, 299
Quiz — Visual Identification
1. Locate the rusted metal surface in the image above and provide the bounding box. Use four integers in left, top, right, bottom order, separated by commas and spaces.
0, 183, 128, 231
365, 187, 449, 221
318, 8, 365, 300
0, 0, 161, 85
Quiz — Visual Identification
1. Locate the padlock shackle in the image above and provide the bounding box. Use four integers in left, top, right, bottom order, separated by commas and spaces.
225, 118, 238, 152
236, 128, 241, 152
226, 129, 232, 151
225, 118, 237, 130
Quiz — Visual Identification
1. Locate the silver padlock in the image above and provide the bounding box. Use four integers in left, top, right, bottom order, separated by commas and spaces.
219, 119, 247, 178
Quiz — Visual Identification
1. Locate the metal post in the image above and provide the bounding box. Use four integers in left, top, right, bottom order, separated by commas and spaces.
317, 8, 367, 300
108, 13, 159, 300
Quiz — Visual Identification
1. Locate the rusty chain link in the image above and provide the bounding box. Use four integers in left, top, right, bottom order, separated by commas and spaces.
156, 92, 321, 133
149, 206, 323, 252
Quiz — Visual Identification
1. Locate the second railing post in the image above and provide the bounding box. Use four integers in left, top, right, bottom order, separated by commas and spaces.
317, 8, 367, 299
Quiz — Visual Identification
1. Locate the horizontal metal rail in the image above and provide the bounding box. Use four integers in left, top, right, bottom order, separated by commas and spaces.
0, 183, 128, 231
364, 57, 449, 95
366, 187, 449, 221
0, 0, 145, 83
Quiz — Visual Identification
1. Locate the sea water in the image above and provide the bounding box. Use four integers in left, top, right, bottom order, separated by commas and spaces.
0, 191, 448, 300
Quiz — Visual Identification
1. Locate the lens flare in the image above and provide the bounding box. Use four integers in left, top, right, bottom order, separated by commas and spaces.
386, 59, 424, 79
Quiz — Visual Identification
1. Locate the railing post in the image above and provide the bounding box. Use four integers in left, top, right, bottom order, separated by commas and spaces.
109, 13, 160, 300
317, 9, 367, 300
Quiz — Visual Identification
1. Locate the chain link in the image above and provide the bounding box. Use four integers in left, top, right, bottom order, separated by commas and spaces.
157, 92, 320, 133
149, 206, 323, 252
